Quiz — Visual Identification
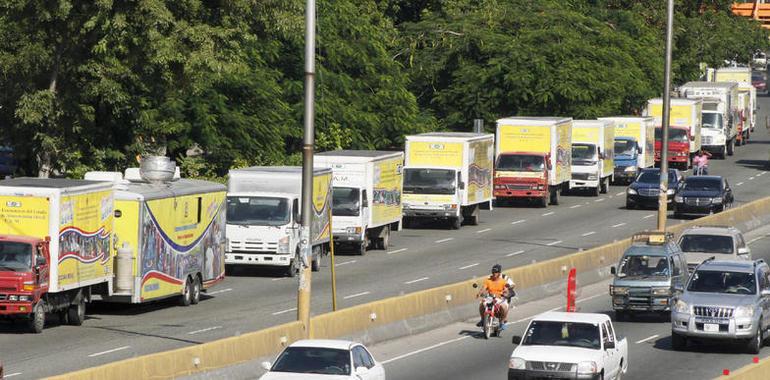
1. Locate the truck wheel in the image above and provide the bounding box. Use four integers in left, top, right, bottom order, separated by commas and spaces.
287, 252, 300, 277
357, 240, 367, 256
468, 207, 479, 226
379, 227, 390, 250
402, 217, 412, 229
190, 276, 202, 305
671, 331, 687, 351
550, 187, 560, 205
747, 327, 763, 354
28, 302, 45, 334
591, 185, 600, 197
67, 296, 86, 325
450, 216, 462, 230
615, 310, 626, 322
538, 192, 548, 208
727, 140, 735, 156
600, 178, 608, 194
311, 254, 321, 272
179, 277, 193, 306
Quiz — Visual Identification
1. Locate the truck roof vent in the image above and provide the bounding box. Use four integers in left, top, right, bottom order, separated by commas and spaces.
138, 156, 177, 184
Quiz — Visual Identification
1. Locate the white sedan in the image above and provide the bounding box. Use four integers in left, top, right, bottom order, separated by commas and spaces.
260, 339, 386, 380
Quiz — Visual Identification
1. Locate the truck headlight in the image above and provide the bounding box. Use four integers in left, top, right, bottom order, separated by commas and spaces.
18, 295, 30, 302
8, 295, 18, 301
624, 166, 638, 173
735, 305, 755, 318
346, 227, 363, 234
611, 286, 629, 295
577, 361, 598, 374
674, 195, 683, 203
508, 357, 526, 370
627, 188, 637, 195
652, 287, 671, 296
588, 174, 598, 181
278, 236, 290, 253
674, 300, 689, 313
444, 204, 458, 210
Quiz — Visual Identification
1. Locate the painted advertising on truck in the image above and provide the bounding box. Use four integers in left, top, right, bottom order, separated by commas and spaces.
372, 157, 403, 227
311, 171, 332, 244
468, 139, 493, 204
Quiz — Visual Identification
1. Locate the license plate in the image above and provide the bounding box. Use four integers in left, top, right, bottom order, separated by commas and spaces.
704, 323, 719, 332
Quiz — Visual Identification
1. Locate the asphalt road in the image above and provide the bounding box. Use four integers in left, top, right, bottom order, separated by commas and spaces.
3, 98, 770, 379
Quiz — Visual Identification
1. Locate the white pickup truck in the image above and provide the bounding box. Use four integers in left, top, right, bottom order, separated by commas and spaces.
509, 312, 628, 380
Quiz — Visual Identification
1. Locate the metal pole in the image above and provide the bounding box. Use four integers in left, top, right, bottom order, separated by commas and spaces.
657, 0, 674, 232
329, 231, 337, 311
473, 119, 484, 134
298, 0, 316, 337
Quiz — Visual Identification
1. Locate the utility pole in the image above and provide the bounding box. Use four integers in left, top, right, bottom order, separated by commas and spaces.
657, 0, 674, 232
298, 0, 316, 337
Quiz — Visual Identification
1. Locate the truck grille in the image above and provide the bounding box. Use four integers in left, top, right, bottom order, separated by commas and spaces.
229, 240, 278, 253
528, 362, 575, 372
0, 294, 6, 301
506, 184, 534, 190
701, 136, 713, 145
694, 306, 734, 318
572, 173, 589, 181
684, 197, 712, 206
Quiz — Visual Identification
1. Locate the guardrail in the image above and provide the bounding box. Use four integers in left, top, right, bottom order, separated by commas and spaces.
48, 196, 770, 380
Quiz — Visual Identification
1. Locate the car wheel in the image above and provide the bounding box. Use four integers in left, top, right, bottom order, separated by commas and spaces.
626, 200, 634, 210
747, 327, 763, 354
671, 331, 687, 351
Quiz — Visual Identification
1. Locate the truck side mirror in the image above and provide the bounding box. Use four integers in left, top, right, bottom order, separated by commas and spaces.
610, 266, 616, 275
459, 181, 465, 190
637, 147, 642, 154
605, 341, 616, 350
36, 255, 46, 266
362, 199, 369, 208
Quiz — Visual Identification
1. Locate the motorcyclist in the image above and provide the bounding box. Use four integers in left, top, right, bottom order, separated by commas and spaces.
692, 149, 711, 175
476, 264, 515, 330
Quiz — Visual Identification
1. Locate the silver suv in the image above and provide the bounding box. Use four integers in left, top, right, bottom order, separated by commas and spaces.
678, 226, 751, 272
671, 259, 770, 354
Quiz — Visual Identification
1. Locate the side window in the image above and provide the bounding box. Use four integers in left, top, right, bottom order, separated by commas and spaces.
292, 199, 299, 223
736, 234, 746, 250
352, 346, 374, 369
604, 321, 615, 343
670, 256, 681, 276
601, 323, 611, 345
362, 190, 368, 207
361, 347, 376, 368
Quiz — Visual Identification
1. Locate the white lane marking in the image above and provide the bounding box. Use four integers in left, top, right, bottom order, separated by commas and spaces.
188, 326, 222, 335
387, 248, 408, 255
737, 182, 744, 186
750, 176, 756, 180
511, 219, 526, 225
271, 277, 287, 281
88, 346, 131, 358
570, 204, 582, 209
476, 228, 492, 234
581, 231, 596, 237
404, 277, 429, 285
435, 238, 454, 243
546, 240, 563, 246
616, 191, 625, 196
611, 223, 627, 228
272, 307, 297, 316
5, 373, 22, 378
506, 250, 525, 257
344, 291, 371, 300
335, 260, 357, 267
594, 198, 605, 202
542, 212, 555, 216
643, 214, 655, 219
576, 293, 605, 304
635, 334, 659, 344
459, 263, 479, 270
207, 288, 233, 295
381, 336, 470, 364
748, 234, 770, 245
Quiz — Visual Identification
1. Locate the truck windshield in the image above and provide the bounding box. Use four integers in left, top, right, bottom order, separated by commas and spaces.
655, 128, 688, 143
0, 242, 32, 271
702, 113, 723, 129
495, 155, 544, 172
618, 255, 670, 277
688, 270, 756, 295
679, 234, 733, 254
403, 168, 456, 195
332, 187, 360, 217
571, 144, 596, 166
226, 196, 290, 226
614, 140, 636, 156
270, 347, 351, 375
522, 320, 600, 350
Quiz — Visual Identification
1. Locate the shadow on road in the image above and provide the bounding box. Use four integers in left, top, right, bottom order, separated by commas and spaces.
735, 159, 768, 171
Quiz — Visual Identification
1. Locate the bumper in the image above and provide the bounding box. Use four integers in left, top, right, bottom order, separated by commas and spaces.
494, 189, 546, 199
614, 169, 637, 182
569, 179, 599, 189
612, 295, 671, 311
672, 312, 756, 340
508, 369, 600, 380
627, 194, 672, 207
655, 154, 688, 163
332, 232, 363, 243
0, 301, 34, 316
674, 203, 721, 215
402, 208, 457, 218
225, 252, 292, 267
701, 144, 725, 154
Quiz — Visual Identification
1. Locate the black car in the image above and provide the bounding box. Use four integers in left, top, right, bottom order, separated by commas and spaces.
626, 168, 684, 209
673, 175, 733, 217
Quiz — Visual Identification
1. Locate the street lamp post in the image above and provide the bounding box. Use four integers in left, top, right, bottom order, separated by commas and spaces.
657, 0, 675, 232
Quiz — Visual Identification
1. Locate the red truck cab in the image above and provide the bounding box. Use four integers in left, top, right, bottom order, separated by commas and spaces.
0, 235, 50, 330
493, 152, 551, 206
654, 126, 691, 170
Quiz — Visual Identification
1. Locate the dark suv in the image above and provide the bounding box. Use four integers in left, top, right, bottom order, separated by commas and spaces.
673, 175, 733, 217
626, 168, 683, 209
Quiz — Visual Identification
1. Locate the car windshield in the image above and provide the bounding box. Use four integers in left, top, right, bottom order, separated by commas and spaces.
571, 144, 596, 165
702, 113, 723, 129
332, 187, 360, 217
496, 155, 545, 172
522, 321, 601, 350
226, 196, 290, 226
682, 178, 720, 191
270, 347, 351, 375
618, 254, 670, 277
403, 168, 456, 195
0, 242, 32, 272
614, 140, 636, 156
688, 270, 756, 295
635, 171, 676, 184
655, 128, 688, 143
679, 234, 734, 254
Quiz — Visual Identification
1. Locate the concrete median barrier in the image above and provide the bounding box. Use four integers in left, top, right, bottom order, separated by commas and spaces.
47, 196, 770, 380
718, 357, 770, 379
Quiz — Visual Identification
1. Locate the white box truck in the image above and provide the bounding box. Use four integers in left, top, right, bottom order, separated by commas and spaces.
598, 116, 655, 183
403, 132, 494, 229
494, 117, 572, 207
569, 120, 615, 195
224, 167, 332, 277
315, 150, 403, 255
678, 81, 739, 158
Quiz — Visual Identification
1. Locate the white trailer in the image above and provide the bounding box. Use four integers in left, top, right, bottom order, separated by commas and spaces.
315, 150, 404, 255
569, 120, 615, 195
224, 167, 332, 277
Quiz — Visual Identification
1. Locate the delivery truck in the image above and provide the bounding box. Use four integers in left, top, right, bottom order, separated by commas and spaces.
645, 98, 702, 170
677, 81, 739, 158
494, 117, 572, 207
715, 67, 751, 83
402, 132, 493, 229
315, 150, 403, 255
598, 116, 655, 184
736, 82, 756, 142
224, 167, 331, 276
568, 120, 615, 195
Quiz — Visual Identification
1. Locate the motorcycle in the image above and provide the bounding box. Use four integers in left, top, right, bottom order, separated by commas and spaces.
473, 283, 504, 339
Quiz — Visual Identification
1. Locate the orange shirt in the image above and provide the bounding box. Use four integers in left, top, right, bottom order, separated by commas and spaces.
484, 277, 507, 297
